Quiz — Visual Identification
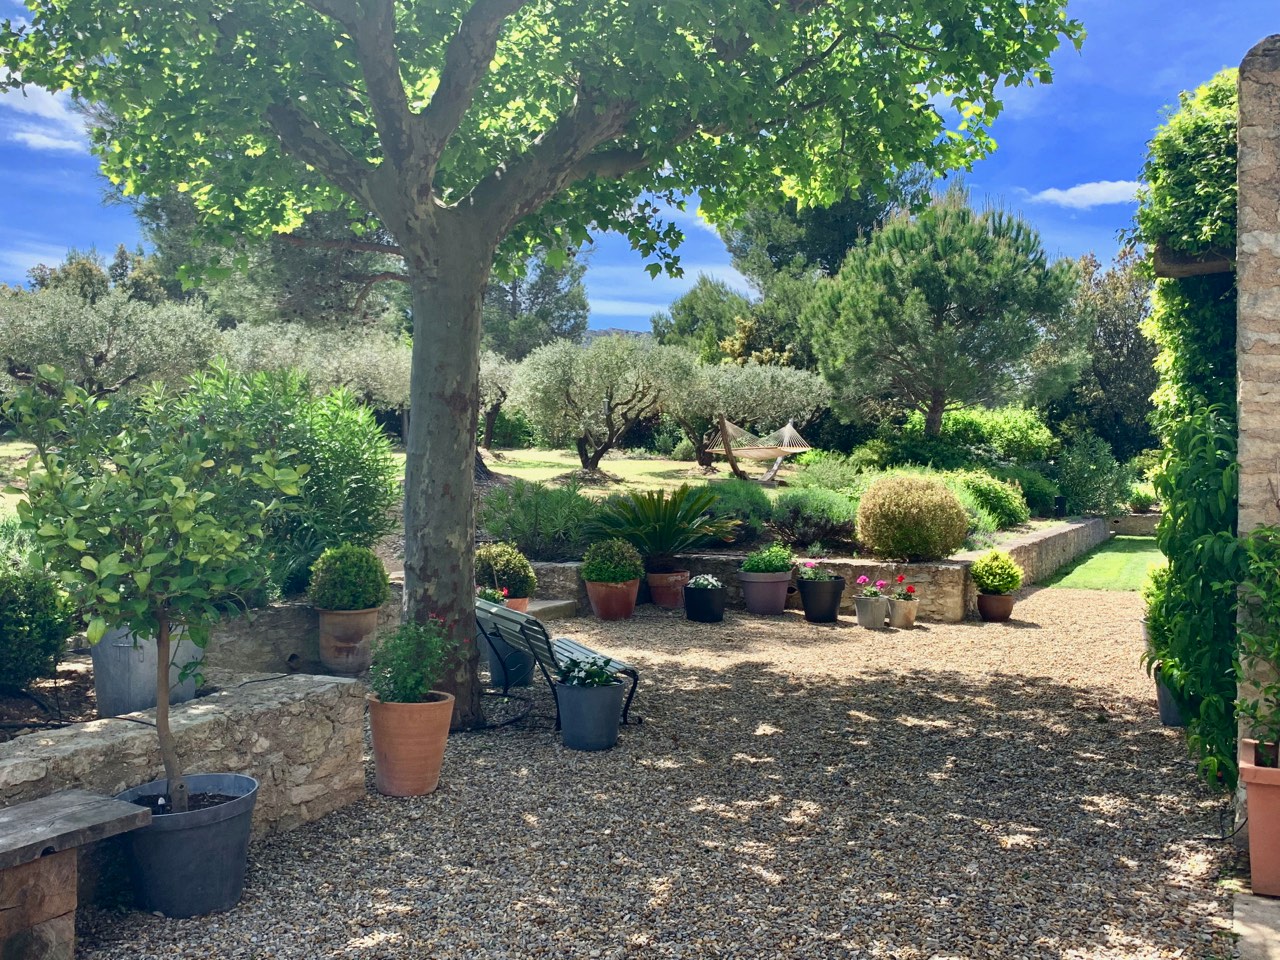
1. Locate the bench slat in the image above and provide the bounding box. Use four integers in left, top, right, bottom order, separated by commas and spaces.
0, 790, 152, 871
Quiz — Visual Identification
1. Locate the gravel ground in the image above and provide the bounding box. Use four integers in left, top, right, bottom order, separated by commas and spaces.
80, 587, 1236, 959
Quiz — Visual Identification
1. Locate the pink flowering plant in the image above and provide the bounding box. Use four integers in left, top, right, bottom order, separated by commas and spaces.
797, 561, 837, 582
891, 575, 918, 601
856, 575, 889, 598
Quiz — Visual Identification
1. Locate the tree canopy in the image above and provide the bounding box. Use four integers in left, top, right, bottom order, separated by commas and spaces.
482, 250, 589, 360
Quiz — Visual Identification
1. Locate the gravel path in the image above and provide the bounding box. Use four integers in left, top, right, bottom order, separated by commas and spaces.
80, 587, 1235, 959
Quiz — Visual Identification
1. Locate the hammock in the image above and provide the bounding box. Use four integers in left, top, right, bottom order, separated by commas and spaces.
707, 418, 811, 482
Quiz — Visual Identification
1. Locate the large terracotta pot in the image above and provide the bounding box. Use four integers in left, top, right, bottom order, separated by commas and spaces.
368, 692, 455, 796
738, 571, 792, 615
506, 597, 530, 613
1241, 738, 1280, 896
976, 593, 1015, 622
647, 571, 690, 609
318, 607, 379, 675
585, 579, 640, 620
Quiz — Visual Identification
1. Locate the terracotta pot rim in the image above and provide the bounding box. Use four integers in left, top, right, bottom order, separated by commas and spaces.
583, 578, 641, 588
367, 691, 456, 707
316, 606, 382, 615
647, 571, 690, 581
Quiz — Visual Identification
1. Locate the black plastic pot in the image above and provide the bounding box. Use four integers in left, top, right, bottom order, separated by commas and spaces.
1153, 666, 1200, 728
116, 773, 259, 918
684, 586, 726, 623
796, 577, 846, 623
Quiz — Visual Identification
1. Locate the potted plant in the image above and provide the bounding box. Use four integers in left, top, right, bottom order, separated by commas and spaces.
970, 550, 1023, 622
367, 619, 454, 796
739, 544, 794, 615
309, 545, 391, 675
475, 542, 537, 613
853, 576, 889, 629
1140, 567, 1195, 727
8, 368, 304, 918
795, 561, 845, 623
556, 655, 624, 751
684, 574, 726, 623
580, 539, 644, 620
590, 484, 738, 608
888, 575, 918, 629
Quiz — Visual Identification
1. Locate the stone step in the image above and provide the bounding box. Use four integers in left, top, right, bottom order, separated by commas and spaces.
529, 599, 578, 621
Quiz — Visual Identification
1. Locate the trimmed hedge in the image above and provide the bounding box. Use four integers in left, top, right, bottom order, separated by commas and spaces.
769, 488, 858, 548
951, 471, 1030, 529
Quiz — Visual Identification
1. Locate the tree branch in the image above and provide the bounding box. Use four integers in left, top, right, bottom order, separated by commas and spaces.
351, 271, 411, 315
776, 33, 846, 89
349, 0, 421, 168
276, 233, 405, 257
264, 100, 379, 209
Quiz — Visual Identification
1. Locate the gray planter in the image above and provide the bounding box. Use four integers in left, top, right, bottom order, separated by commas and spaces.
556, 681, 625, 751
738, 570, 793, 615
91, 627, 199, 718
854, 596, 889, 629
481, 629, 535, 689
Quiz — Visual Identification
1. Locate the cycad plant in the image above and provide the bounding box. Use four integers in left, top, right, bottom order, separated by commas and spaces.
590, 484, 739, 573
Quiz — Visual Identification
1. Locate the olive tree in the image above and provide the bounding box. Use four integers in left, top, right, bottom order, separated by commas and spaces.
478, 350, 517, 449
4, 0, 1080, 727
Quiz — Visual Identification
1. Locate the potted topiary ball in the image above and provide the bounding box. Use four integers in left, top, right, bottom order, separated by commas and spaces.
309, 545, 391, 674
970, 550, 1023, 622
475, 542, 538, 613
795, 561, 845, 623
580, 539, 644, 620
556, 655, 624, 751
367, 619, 453, 796
684, 574, 727, 624
739, 544, 794, 615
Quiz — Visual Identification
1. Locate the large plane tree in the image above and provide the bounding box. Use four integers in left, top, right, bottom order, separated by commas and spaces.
3, 0, 1082, 728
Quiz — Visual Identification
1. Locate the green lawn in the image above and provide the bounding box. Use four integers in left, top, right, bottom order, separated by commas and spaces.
1043, 535, 1165, 591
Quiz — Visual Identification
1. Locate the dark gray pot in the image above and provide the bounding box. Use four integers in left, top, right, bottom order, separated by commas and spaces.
92, 627, 199, 718
684, 586, 726, 623
481, 631, 535, 688
556, 681, 625, 751
116, 773, 258, 918
797, 577, 846, 623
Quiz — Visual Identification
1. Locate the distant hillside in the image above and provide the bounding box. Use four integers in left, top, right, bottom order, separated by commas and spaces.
581, 328, 653, 345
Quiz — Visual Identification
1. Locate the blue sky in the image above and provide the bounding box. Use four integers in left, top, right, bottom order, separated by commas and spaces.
0, 0, 1274, 330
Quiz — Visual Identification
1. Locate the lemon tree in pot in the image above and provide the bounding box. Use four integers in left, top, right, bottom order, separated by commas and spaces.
580, 539, 644, 620
739, 544, 794, 615
590, 484, 738, 608
475, 542, 537, 613
309, 545, 391, 675
368, 619, 454, 796
970, 550, 1023, 622
7, 367, 304, 918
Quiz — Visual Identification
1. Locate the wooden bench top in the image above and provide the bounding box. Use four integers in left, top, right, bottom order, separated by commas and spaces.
0, 790, 152, 871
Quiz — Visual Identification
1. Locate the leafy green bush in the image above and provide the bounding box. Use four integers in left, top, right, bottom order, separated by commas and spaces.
894, 406, 1058, 465
581, 539, 644, 583
478, 479, 600, 562
369, 620, 450, 703
590, 484, 738, 572
309, 545, 391, 611
706, 479, 771, 545
0, 569, 74, 691
1129, 485, 1158, 513
769, 488, 857, 547
990, 465, 1060, 517
970, 550, 1024, 595
741, 544, 794, 574
475, 543, 537, 599
857, 475, 969, 561
1129, 448, 1164, 483
874, 425, 972, 469
790, 452, 865, 494
1057, 433, 1131, 516
951, 471, 1030, 529
671, 437, 696, 461
0, 516, 37, 570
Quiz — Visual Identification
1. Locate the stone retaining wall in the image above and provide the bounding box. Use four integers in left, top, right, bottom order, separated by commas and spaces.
1109, 513, 1160, 537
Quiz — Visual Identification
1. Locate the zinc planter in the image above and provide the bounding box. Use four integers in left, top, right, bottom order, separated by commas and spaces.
888, 599, 918, 629
976, 594, 1015, 622
647, 571, 690, 609
482, 630, 535, 689
684, 586, 726, 623
585, 579, 640, 620
854, 596, 889, 629
556, 681, 625, 751
797, 577, 846, 623
1153, 666, 1189, 727
368, 692, 455, 796
1240, 739, 1280, 897
92, 627, 198, 718
317, 607, 379, 675
739, 571, 792, 615
116, 773, 258, 918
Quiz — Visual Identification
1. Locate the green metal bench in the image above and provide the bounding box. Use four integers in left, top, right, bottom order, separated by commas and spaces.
474, 598, 641, 728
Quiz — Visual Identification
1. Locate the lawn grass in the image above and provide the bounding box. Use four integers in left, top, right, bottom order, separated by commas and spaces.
1043, 535, 1165, 591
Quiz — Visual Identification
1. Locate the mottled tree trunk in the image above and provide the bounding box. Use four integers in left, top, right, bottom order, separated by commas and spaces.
482, 406, 499, 449
924, 390, 947, 437
576, 436, 605, 472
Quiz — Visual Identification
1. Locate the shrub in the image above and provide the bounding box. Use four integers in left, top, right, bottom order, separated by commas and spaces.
857, 475, 969, 561
0, 516, 37, 570
970, 550, 1024, 595
369, 621, 450, 704
589, 484, 738, 572
477, 479, 600, 562
1129, 485, 1158, 513
991, 465, 1060, 517
309, 545, 391, 611
769, 488, 858, 547
873, 424, 972, 470
951, 471, 1030, 529
474, 543, 537, 599
581, 539, 644, 583
705, 479, 771, 546
1129, 448, 1164, 483
741, 544, 794, 574
0, 569, 74, 691
1057, 433, 1131, 516
897, 406, 1057, 465
671, 437, 696, 462
790, 452, 865, 494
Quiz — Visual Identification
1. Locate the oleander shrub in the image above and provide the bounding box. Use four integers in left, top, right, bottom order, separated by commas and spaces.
478, 479, 600, 562
0, 568, 75, 691
991, 465, 1060, 517
969, 550, 1024, 595
857, 475, 969, 561
1057, 433, 1131, 516
769, 488, 858, 547
706, 479, 772, 546
951, 471, 1031, 529
580, 539, 644, 583
474, 543, 538, 599
309, 545, 391, 611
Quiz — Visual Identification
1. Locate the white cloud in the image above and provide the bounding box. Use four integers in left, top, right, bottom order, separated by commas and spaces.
0, 239, 69, 280
0, 74, 89, 153
1027, 180, 1140, 210
12, 127, 85, 152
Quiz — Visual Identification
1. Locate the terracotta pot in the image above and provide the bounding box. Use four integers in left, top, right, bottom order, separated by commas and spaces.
1241, 738, 1280, 896
854, 596, 889, 629
647, 571, 690, 608
888, 598, 918, 629
505, 597, 530, 613
368, 692, 455, 796
976, 593, 1015, 622
317, 607, 379, 675
739, 571, 792, 615
585, 579, 640, 620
